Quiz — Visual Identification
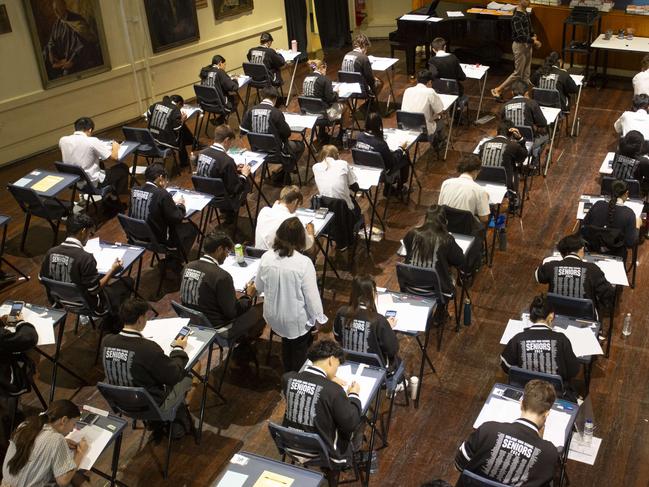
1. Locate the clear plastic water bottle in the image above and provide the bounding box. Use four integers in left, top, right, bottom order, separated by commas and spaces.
622, 313, 632, 337
463, 298, 472, 327
582, 419, 594, 446
342, 130, 350, 150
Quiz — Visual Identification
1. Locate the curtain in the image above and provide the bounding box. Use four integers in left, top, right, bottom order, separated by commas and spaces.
314, 0, 351, 49
284, 0, 308, 61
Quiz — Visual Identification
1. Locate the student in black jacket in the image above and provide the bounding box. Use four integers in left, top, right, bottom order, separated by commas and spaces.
334, 275, 401, 372
241, 86, 305, 185
479, 119, 529, 191
428, 37, 466, 95
535, 234, 615, 311
303, 58, 344, 122
455, 379, 559, 487
39, 214, 132, 332
0, 313, 38, 399
530, 51, 579, 112
502, 80, 548, 130
355, 112, 409, 195
612, 130, 649, 194
501, 294, 581, 383
101, 298, 194, 438
147, 95, 193, 168
180, 231, 262, 339
129, 164, 197, 262
282, 340, 362, 467
341, 34, 382, 98
196, 124, 251, 224
247, 32, 286, 87
198, 54, 239, 111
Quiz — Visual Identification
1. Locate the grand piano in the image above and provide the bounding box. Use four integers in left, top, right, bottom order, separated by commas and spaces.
392, 0, 515, 76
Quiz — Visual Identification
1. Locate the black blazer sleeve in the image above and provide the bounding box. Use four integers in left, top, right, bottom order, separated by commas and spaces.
403, 230, 415, 263
149, 344, 189, 386
160, 192, 186, 226
322, 77, 339, 104
359, 57, 376, 94
376, 315, 399, 363
218, 69, 239, 93
591, 265, 615, 308
562, 71, 579, 95
272, 109, 292, 140
454, 56, 466, 81
221, 156, 245, 195
332, 309, 344, 342
215, 271, 240, 322
446, 238, 466, 269
500, 336, 520, 373
535, 262, 551, 284
0, 322, 38, 353
330, 387, 362, 436
269, 49, 286, 70
531, 101, 548, 127
561, 336, 581, 380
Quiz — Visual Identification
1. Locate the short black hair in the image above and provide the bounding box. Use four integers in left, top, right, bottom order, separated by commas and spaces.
416, 69, 434, 85
144, 163, 168, 182
632, 94, 649, 111
260, 32, 273, 44
66, 213, 94, 236
307, 339, 345, 363
212, 54, 226, 65
498, 119, 515, 136
457, 154, 482, 174
619, 130, 645, 158
170, 94, 184, 105
556, 233, 584, 257
119, 297, 149, 325
529, 294, 553, 323
203, 230, 233, 254
512, 80, 528, 96
261, 86, 279, 101
74, 117, 94, 132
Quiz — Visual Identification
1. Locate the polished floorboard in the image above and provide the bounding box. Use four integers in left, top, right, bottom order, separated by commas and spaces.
0, 41, 646, 487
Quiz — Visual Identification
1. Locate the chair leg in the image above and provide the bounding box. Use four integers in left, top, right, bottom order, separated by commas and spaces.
244, 85, 251, 114
163, 421, 173, 479
20, 213, 31, 252
266, 329, 275, 364
216, 345, 234, 396
94, 327, 105, 365
156, 258, 167, 296
50, 220, 60, 248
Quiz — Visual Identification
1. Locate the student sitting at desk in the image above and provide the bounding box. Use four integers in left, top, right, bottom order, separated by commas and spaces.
401, 69, 445, 146
255, 218, 326, 372
341, 34, 382, 98
241, 86, 304, 185
581, 180, 640, 259
501, 294, 580, 385
403, 205, 465, 296
356, 112, 410, 196
428, 37, 466, 95
2, 400, 89, 487
147, 94, 193, 168
535, 234, 615, 312
454, 380, 559, 487
479, 120, 529, 192
502, 80, 548, 131
101, 298, 194, 440
612, 131, 649, 194
614, 94, 649, 140
530, 51, 579, 112
196, 124, 251, 224
633, 54, 649, 96
303, 58, 345, 127
198, 54, 239, 113
255, 185, 314, 251
40, 214, 132, 333
334, 275, 401, 373
59, 116, 129, 201
129, 164, 198, 264
0, 313, 38, 412
281, 340, 362, 467
180, 231, 262, 340
247, 32, 286, 88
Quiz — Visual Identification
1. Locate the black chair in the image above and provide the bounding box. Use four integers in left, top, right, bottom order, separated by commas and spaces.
442, 205, 486, 275
432, 77, 469, 126
242, 62, 274, 113
351, 148, 399, 223
396, 110, 429, 191
508, 366, 565, 395
477, 166, 508, 187
191, 175, 253, 240
54, 161, 109, 214
459, 470, 509, 487
244, 246, 267, 259
533, 87, 568, 137
298, 96, 342, 144
338, 70, 372, 135
246, 131, 302, 186
600, 176, 641, 199
117, 214, 184, 296
396, 262, 455, 351
547, 292, 596, 320
97, 382, 190, 479
122, 127, 172, 187
193, 84, 232, 137
6, 185, 71, 252
268, 421, 360, 486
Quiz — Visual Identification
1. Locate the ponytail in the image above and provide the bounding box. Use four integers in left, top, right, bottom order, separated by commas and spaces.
307, 58, 324, 72
608, 180, 628, 225
8, 400, 80, 475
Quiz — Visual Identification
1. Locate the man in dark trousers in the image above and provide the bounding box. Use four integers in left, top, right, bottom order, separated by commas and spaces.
129, 163, 197, 263
455, 380, 559, 486
195, 124, 251, 224
101, 297, 194, 439
39, 214, 132, 332
282, 340, 362, 469
341, 33, 381, 98
241, 86, 304, 185
479, 119, 529, 191
428, 37, 466, 95
247, 32, 286, 87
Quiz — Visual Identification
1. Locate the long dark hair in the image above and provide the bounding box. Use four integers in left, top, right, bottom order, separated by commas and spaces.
365, 112, 383, 139
540, 51, 560, 77
273, 217, 306, 257
349, 275, 377, 313
8, 400, 80, 475
410, 205, 450, 265
608, 180, 628, 225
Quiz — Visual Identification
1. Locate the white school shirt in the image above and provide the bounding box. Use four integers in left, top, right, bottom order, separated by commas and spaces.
312, 157, 358, 210
59, 131, 113, 184
613, 108, 649, 140
255, 249, 327, 339
632, 69, 649, 96
400, 83, 444, 135
438, 173, 490, 218
254, 202, 314, 250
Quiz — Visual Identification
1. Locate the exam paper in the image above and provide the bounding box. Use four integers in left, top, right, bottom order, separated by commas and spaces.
84, 239, 126, 274
67, 425, 113, 470
31, 175, 63, 193
142, 318, 204, 365
21, 307, 56, 346
221, 255, 260, 291
376, 294, 429, 332
218, 471, 248, 487
295, 210, 329, 236
446, 10, 464, 17
567, 436, 602, 465
336, 364, 374, 410
284, 113, 318, 130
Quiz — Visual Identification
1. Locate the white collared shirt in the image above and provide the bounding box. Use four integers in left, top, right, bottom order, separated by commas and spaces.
400, 83, 444, 134
438, 173, 490, 218
633, 69, 649, 96
59, 131, 112, 184
614, 108, 649, 139
312, 157, 357, 210
254, 202, 314, 250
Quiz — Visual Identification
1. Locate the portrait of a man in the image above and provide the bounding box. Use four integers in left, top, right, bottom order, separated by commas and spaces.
144, 0, 200, 53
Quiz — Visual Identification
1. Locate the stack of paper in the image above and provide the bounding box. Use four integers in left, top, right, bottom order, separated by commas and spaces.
220, 255, 261, 291
142, 318, 202, 364
400, 14, 429, 21
67, 425, 114, 470
295, 210, 329, 236
336, 364, 374, 410
376, 293, 429, 332
84, 238, 126, 274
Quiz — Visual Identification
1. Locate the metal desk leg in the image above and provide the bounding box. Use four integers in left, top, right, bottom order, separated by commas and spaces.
488, 203, 501, 267
605, 286, 619, 358
414, 327, 435, 409
443, 103, 456, 160
286, 61, 299, 106
49, 320, 67, 402
109, 433, 123, 487
570, 83, 582, 137
543, 118, 559, 177
302, 130, 317, 183
385, 68, 397, 114
196, 342, 214, 444
0, 224, 29, 281
475, 71, 488, 123
364, 390, 383, 487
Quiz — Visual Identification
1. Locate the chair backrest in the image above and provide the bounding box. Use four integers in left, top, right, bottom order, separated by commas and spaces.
39, 275, 93, 315
351, 148, 385, 170
170, 300, 213, 328
117, 213, 164, 251
54, 161, 98, 193
191, 176, 228, 205
193, 84, 227, 113
442, 205, 477, 235
244, 246, 267, 258
297, 96, 328, 116
342, 349, 385, 368
600, 175, 641, 199
532, 87, 561, 109
337, 71, 368, 98
547, 292, 596, 320
508, 366, 565, 394
246, 132, 286, 160
477, 166, 508, 187
122, 126, 157, 146
97, 382, 167, 421
242, 62, 271, 84
432, 77, 460, 96
267, 422, 334, 470
514, 125, 534, 142
396, 262, 445, 301
396, 110, 428, 134
6, 185, 47, 215
611, 153, 639, 181
459, 470, 510, 487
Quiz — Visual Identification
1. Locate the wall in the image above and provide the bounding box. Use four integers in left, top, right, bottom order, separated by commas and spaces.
358, 0, 410, 38
0, 0, 288, 165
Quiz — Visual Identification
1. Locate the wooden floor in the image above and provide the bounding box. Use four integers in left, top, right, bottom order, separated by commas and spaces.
0, 41, 647, 487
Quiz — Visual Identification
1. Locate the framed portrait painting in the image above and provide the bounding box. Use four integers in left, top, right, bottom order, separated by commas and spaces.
23, 0, 110, 89
213, 0, 254, 20
144, 0, 200, 54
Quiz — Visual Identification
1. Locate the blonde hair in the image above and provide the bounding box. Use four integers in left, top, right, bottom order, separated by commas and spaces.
308, 59, 325, 72
318, 145, 339, 162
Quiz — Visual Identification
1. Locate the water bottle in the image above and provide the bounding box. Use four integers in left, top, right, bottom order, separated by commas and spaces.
463, 298, 472, 327
582, 419, 594, 446
498, 228, 507, 251
235, 243, 245, 265
291, 39, 298, 53
369, 451, 378, 474
342, 130, 350, 150
409, 376, 419, 401
622, 313, 632, 336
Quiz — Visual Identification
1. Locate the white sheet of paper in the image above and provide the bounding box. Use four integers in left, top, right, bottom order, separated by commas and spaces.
169, 189, 212, 214
459, 63, 489, 80
540, 106, 561, 124
570, 74, 584, 86
276, 49, 301, 62
599, 152, 615, 174
236, 75, 251, 88
349, 165, 381, 190
117, 144, 129, 160
67, 425, 113, 470
567, 436, 602, 465
284, 113, 318, 131
447, 10, 465, 17
384, 129, 420, 151
336, 364, 376, 410
376, 294, 429, 332
334, 82, 362, 97
229, 150, 266, 174
400, 14, 429, 20
591, 258, 629, 287
21, 307, 56, 346
141, 318, 202, 365
84, 239, 127, 274
426, 16, 444, 22
368, 56, 399, 71
452, 233, 474, 255
476, 182, 508, 205
439, 93, 458, 111
220, 255, 260, 292
295, 210, 329, 236
217, 470, 249, 487
13, 177, 32, 187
